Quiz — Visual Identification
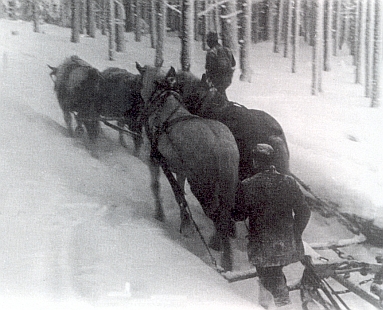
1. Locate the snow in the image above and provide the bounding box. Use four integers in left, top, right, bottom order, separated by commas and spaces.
0, 19, 382, 309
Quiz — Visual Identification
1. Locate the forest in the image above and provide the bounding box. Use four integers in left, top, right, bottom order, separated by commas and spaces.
1, 0, 381, 105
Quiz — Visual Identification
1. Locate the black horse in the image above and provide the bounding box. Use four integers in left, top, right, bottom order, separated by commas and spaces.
175, 70, 290, 181
49, 56, 144, 154
48, 55, 102, 141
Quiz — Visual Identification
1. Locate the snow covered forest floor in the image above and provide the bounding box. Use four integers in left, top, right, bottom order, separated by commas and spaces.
0, 18, 382, 309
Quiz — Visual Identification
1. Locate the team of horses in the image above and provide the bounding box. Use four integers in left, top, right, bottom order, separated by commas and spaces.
48, 56, 290, 272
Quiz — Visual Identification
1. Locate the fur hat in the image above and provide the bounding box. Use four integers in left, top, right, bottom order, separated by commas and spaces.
252, 144, 274, 164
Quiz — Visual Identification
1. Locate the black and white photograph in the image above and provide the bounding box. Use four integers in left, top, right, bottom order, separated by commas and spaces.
0, 0, 382, 309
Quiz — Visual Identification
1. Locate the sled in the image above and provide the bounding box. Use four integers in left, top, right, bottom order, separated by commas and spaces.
222, 240, 383, 310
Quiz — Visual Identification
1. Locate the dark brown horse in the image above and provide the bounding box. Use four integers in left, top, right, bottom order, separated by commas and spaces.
136, 63, 239, 271
48, 55, 102, 141
175, 71, 290, 181
49, 57, 144, 154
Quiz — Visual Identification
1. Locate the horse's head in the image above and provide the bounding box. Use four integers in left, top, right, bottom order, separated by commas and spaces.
136, 62, 180, 105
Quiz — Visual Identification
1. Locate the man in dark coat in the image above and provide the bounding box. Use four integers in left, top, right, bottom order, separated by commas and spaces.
205, 32, 236, 100
232, 144, 311, 308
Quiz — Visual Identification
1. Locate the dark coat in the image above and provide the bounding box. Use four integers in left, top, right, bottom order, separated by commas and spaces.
233, 166, 311, 267
205, 44, 236, 92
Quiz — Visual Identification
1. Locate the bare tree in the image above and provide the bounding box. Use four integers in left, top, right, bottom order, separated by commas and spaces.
283, 0, 292, 57
108, 0, 115, 60
135, 0, 142, 42
239, 0, 251, 82
71, 0, 80, 43
292, 0, 301, 73
274, 0, 284, 53
324, 0, 333, 71
155, 0, 166, 67
355, 0, 364, 84
115, 1, 126, 51
371, 0, 381, 107
87, 0, 96, 37
312, 0, 323, 95
267, 0, 275, 41
32, 0, 40, 33
334, 0, 342, 55
221, 0, 238, 54
150, 0, 157, 48
365, 0, 373, 97
181, 0, 194, 71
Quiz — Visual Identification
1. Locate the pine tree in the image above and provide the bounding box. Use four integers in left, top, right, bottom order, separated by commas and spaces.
267, 0, 275, 41
283, 0, 292, 58
155, 0, 166, 68
355, 0, 364, 84
324, 0, 333, 71
292, 0, 301, 73
312, 0, 323, 95
135, 0, 142, 42
87, 0, 96, 38
115, 1, 126, 51
371, 0, 381, 107
221, 0, 238, 54
150, 0, 157, 48
33, 0, 40, 33
334, 0, 342, 55
239, 0, 251, 82
108, 0, 115, 60
181, 0, 194, 71
274, 0, 284, 53
365, 0, 373, 97
71, 0, 80, 43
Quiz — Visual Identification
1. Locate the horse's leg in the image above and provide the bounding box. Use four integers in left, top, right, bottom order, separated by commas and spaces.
117, 120, 129, 148
149, 156, 164, 222
63, 109, 74, 137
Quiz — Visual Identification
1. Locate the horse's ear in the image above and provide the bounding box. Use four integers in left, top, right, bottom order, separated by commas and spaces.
136, 62, 145, 74
201, 73, 207, 84
167, 66, 176, 78
48, 64, 56, 73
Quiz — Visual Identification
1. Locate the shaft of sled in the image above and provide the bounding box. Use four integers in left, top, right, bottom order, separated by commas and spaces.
222, 269, 258, 283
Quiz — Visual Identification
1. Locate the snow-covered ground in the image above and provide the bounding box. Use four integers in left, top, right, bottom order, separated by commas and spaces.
0, 19, 382, 309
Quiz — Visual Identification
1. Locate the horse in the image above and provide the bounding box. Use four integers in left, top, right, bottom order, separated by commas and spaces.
136, 63, 240, 271
48, 55, 102, 142
98, 67, 144, 155
49, 56, 144, 155
175, 70, 290, 181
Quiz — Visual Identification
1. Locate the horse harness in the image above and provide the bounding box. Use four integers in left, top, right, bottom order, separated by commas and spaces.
146, 88, 200, 162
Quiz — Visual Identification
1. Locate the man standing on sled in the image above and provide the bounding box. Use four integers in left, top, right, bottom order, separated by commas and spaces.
205, 32, 236, 100
232, 144, 311, 308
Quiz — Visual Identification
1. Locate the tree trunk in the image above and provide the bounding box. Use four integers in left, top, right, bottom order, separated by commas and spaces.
71, 0, 80, 43
221, 0, 238, 54
266, 0, 275, 41
181, 0, 194, 72
283, 0, 292, 57
116, 1, 126, 51
32, 0, 40, 33
292, 0, 300, 73
150, 0, 156, 48
324, 0, 333, 71
87, 0, 96, 37
135, 0, 141, 41
80, 0, 86, 34
312, 0, 323, 95
101, 0, 107, 35
155, 0, 166, 67
239, 0, 251, 82
355, 0, 364, 84
274, 0, 284, 53
371, 0, 381, 107
108, 0, 115, 60
365, 0, 373, 97
334, 0, 342, 55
